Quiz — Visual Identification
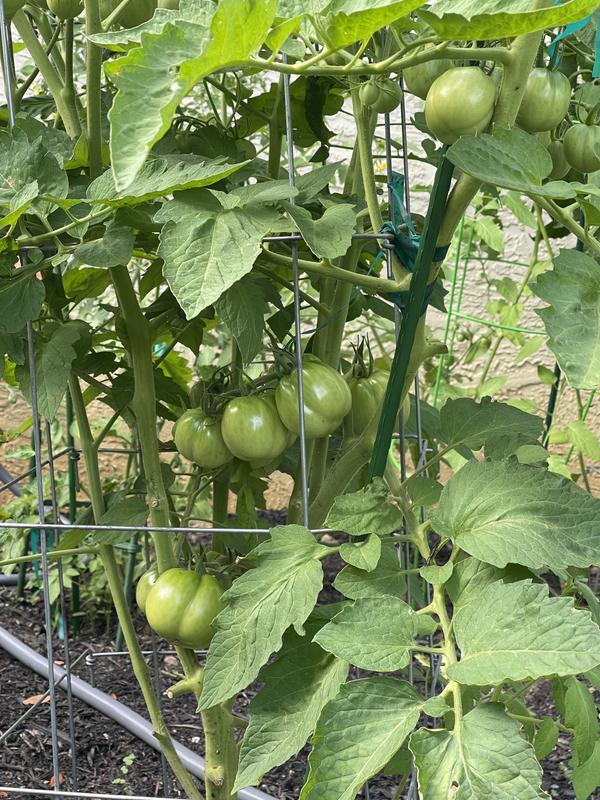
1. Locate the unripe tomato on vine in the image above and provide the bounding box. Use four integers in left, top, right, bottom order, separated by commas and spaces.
275, 354, 352, 439
47, 0, 82, 17
516, 68, 571, 133
359, 78, 402, 114
174, 408, 232, 470
221, 391, 291, 464
425, 67, 496, 144
563, 121, 600, 174
403, 58, 453, 100
143, 568, 225, 649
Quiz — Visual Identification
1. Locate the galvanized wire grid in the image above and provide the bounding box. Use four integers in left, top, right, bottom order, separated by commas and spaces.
0, 18, 434, 800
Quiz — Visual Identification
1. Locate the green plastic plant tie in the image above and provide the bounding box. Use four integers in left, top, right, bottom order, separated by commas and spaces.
368, 155, 455, 480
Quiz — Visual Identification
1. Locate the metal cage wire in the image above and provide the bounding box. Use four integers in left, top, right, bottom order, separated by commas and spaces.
0, 13, 432, 800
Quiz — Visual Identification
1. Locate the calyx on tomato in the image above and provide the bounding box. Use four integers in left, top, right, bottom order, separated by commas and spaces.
47, 0, 82, 18
563, 121, 600, 174
516, 68, 571, 134
425, 67, 496, 145
144, 568, 225, 649
221, 391, 291, 463
275, 353, 352, 439
174, 408, 232, 470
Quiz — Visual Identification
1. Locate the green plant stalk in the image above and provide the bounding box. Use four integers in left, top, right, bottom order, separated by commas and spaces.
12, 12, 79, 139
268, 75, 283, 179
260, 248, 411, 294
60, 19, 81, 139
110, 265, 238, 797
0, 546, 99, 568
68, 376, 203, 800
28, 7, 66, 80
432, 583, 462, 731
352, 89, 383, 234
15, 21, 62, 108
84, 0, 104, 178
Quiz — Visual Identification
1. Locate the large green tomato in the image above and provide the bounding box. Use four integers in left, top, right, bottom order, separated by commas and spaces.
547, 139, 570, 180
563, 123, 600, 173
174, 409, 232, 469
346, 370, 389, 436
2, 0, 27, 17
145, 569, 225, 649
47, 0, 82, 17
100, 0, 156, 27
403, 58, 453, 100
136, 566, 158, 612
425, 67, 496, 144
221, 393, 290, 463
276, 355, 352, 439
516, 68, 571, 133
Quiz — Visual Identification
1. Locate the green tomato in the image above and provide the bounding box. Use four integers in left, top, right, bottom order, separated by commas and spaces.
425, 67, 496, 145
47, 0, 82, 17
136, 566, 158, 613
100, 0, 156, 27
276, 355, 352, 439
403, 58, 453, 100
221, 393, 290, 463
547, 139, 570, 180
359, 80, 382, 108
174, 409, 232, 469
370, 79, 402, 114
516, 68, 571, 133
2, 0, 27, 16
325, 51, 347, 66
145, 569, 225, 649
563, 123, 600, 173
158, 0, 178, 7
346, 370, 389, 436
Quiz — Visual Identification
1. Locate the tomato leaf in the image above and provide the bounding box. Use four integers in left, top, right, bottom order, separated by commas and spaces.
315, 0, 425, 50
533, 248, 600, 390
573, 741, 600, 800
198, 525, 328, 709
421, 0, 600, 40
334, 540, 406, 600
234, 625, 348, 791
410, 704, 547, 799
0, 272, 45, 335
564, 677, 599, 766
339, 533, 381, 572
301, 677, 422, 800
448, 581, 600, 685
106, 0, 277, 191
313, 596, 419, 671
431, 459, 600, 571
214, 276, 269, 366
283, 202, 357, 260
325, 478, 402, 537
74, 220, 134, 268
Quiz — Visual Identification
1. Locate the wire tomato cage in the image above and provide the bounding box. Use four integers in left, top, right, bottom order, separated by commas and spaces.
0, 12, 451, 800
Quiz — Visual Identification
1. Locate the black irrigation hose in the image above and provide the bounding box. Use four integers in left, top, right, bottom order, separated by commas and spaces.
0, 625, 273, 800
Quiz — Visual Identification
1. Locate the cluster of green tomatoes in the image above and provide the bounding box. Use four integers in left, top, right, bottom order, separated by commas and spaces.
173, 351, 401, 472
397, 59, 600, 175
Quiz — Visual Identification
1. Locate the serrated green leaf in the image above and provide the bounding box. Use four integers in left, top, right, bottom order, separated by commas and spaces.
565, 420, 600, 461
0, 272, 45, 335
16, 323, 82, 420
159, 194, 282, 319
447, 128, 575, 200
301, 677, 422, 800
93, 497, 149, 545
410, 703, 548, 799
334, 540, 406, 600
565, 676, 599, 766
107, 0, 277, 190
316, 0, 424, 49
573, 741, 600, 800
440, 396, 543, 452
74, 220, 134, 268
533, 717, 559, 761
284, 202, 356, 260
534, 249, 600, 390
63, 267, 112, 302
421, 0, 599, 40
234, 627, 348, 791
313, 595, 418, 671
448, 581, 600, 686
446, 557, 531, 614
214, 276, 268, 366
339, 533, 381, 572
431, 459, 600, 571
198, 525, 327, 709
88, 155, 247, 206
420, 561, 453, 586
325, 478, 402, 537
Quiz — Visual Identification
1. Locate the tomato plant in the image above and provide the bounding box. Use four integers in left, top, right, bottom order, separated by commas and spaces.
1, 3, 600, 800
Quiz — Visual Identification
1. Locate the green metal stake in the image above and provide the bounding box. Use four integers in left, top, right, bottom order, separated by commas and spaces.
368, 155, 455, 480
66, 389, 82, 634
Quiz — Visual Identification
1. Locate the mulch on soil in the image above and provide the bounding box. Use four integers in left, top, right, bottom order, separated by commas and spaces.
0, 559, 589, 799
